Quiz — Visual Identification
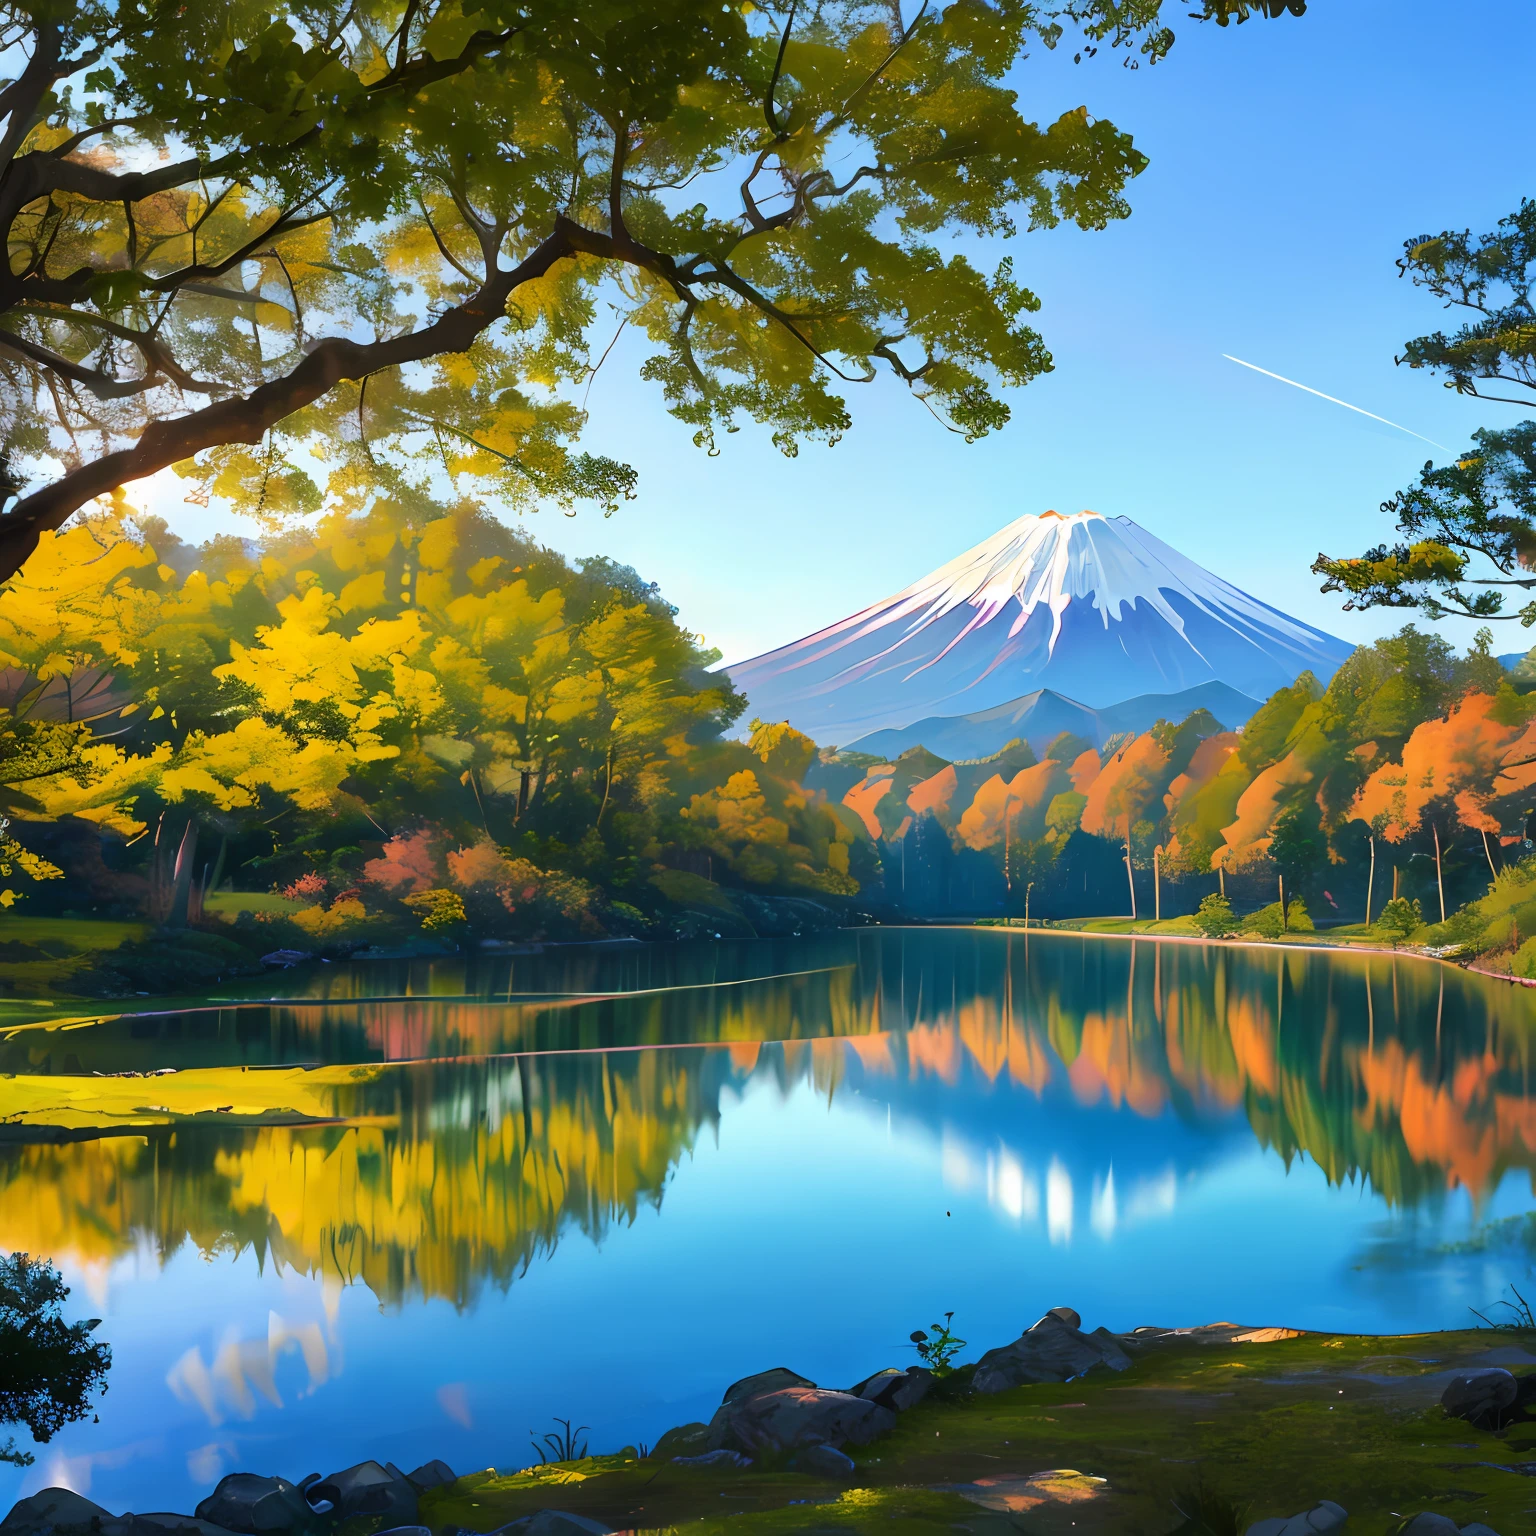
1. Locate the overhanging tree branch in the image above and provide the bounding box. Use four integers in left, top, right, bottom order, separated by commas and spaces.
0, 222, 582, 580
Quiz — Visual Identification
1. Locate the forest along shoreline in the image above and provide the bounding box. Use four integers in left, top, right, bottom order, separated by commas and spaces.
4, 510, 1536, 999
2, 1308, 1531, 1536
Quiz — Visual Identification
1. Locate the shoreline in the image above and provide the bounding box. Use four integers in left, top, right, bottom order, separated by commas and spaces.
10, 1315, 1530, 1536
954, 917, 1536, 985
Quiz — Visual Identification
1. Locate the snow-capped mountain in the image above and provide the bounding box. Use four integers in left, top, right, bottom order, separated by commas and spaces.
728, 510, 1350, 745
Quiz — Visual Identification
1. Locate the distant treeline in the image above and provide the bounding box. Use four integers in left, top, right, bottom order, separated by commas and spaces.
813, 625, 1536, 926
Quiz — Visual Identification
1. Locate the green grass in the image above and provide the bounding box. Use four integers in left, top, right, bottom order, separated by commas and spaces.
981, 915, 1455, 953
0, 914, 150, 1012
203, 890, 305, 918
0, 915, 147, 948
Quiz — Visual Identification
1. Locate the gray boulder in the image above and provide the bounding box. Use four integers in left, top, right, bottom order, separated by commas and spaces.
848, 1367, 933, 1413
1245, 1501, 1348, 1536
195, 1476, 311, 1535
789, 1444, 857, 1480
0, 1499, 242, 1536
651, 1422, 709, 1460
2, 1490, 115, 1536
133, 1519, 244, 1536
671, 1450, 751, 1469
705, 1383, 896, 1455
404, 1462, 455, 1495
486, 1515, 612, 1536
972, 1311, 1132, 1393
308, 1463, 416, 1527
1441, 1368, 1518, 1429
719, 1367, 814, 1405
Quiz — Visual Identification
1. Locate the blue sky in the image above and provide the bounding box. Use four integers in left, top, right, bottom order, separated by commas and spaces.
161, 0, 1534, 668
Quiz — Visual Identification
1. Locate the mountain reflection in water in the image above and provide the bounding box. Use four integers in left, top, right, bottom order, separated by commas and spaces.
1, 930, 1533, 1310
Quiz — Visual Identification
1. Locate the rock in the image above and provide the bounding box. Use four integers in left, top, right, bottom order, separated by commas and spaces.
651, 1422, 710, 1460
2, 1490, 115, 1535
848, 1366, 934, 1412
134, 1518, 245, 1536
486, 1514, 613, 1536
789, 1444, 857, 1479
719, 1366, 815, 1405
972, 1311, 1132, 1393
671, 1449, 752, 1468
1245, 1500, 1348, 1536
705, 1384, 896, 1455
259, 949, 312, 968
1441, 1368, 1519, 1428
404, 1462, 456, 1494
308, 1463, 417, 1527
1046, 1306, 1082, 1329
195, 1475, 311, 1535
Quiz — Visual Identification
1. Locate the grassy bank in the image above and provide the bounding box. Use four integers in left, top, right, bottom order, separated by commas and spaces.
417, 1326, 1536, 1535
978, 914, 1468, 958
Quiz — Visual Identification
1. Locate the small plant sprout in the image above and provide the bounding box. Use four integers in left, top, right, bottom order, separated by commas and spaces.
1469, 1282, 1536, 1334
909, 1311, 967, 1376
530, 1416, 590, 1465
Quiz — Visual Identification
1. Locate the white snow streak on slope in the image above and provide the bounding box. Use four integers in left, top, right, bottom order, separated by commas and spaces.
828, 511, 1328, 664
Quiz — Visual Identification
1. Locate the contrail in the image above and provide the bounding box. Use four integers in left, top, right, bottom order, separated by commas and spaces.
1222, 354, 1448, 451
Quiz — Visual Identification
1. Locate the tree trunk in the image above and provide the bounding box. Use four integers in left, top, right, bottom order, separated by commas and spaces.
596, 744, 615, 830
1482, 826, 1498, 881
1365, 836, 1375, 926
166, 818, 199, 929
1279, 873, 1286, 932
1433, 822, 1445, 922
209, 834, 228, 894
1124, 836, 1136, 920
1154, 846, 1161, 923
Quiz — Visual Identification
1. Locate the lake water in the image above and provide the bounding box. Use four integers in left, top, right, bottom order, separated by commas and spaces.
2, 927, 1535, 1514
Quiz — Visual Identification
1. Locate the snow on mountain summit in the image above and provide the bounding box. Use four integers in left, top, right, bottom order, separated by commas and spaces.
728, 510, 1351, 746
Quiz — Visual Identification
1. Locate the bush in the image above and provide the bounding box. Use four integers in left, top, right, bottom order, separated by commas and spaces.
1192, 893, 1239, 938
1425, 903, 1491, 955
1512, 936, 1536, 979
403, 889, 467, 932
1376, 896, 1424, 945
290, 896, 370, 939
1241, 902, 1285, 939
66, 929, 263, 997
1283, 897, 1314, 932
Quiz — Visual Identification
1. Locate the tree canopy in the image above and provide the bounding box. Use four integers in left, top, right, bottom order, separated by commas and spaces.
0, 0, 1308, 582
1315, 199, 1536, 627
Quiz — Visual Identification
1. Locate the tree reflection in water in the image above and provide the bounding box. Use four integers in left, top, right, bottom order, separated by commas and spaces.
0, 931, 1531, 1308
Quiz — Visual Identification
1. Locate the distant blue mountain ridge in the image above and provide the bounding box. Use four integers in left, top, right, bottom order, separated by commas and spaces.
845, 679, 1263, 763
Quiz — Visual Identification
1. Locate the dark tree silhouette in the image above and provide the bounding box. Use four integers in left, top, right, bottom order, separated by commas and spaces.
0, 1252, 111, 1466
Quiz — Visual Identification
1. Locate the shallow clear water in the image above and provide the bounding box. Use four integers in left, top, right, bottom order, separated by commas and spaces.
2, 928, 1535, 1513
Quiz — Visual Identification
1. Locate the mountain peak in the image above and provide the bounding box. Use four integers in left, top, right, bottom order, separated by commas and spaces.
728, 511, 1350, 746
